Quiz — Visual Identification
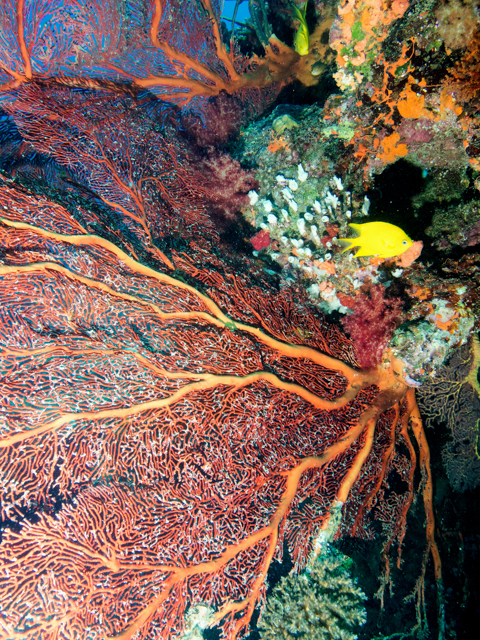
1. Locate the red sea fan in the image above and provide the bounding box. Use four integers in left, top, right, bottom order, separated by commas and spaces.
341, 284, 405, 369
0, 2, 444, 638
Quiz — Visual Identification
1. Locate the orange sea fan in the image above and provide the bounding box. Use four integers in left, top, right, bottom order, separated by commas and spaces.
444, 29, 480, 103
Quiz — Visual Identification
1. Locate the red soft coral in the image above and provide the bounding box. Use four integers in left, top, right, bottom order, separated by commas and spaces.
196, 151, 257, 225
181, 93, 256, 228
341, 284, 404, 368
182, 92, 245, 149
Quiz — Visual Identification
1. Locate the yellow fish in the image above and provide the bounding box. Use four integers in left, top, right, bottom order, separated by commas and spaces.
337, 222, 413, 258
293, 2, 309, 56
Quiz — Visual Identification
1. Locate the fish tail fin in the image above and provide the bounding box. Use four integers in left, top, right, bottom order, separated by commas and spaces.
348, 223, 362, 236
292, 1, 307, 21
337, 238, 353, 253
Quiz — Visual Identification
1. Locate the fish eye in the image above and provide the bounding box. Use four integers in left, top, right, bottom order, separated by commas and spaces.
402, 240, 408, 245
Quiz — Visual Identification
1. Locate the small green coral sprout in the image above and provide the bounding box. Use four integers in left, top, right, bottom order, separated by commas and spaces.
258, 547, 367, 639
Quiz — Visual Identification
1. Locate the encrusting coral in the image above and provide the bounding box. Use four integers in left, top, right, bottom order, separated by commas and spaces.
257, 547, 367, 640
